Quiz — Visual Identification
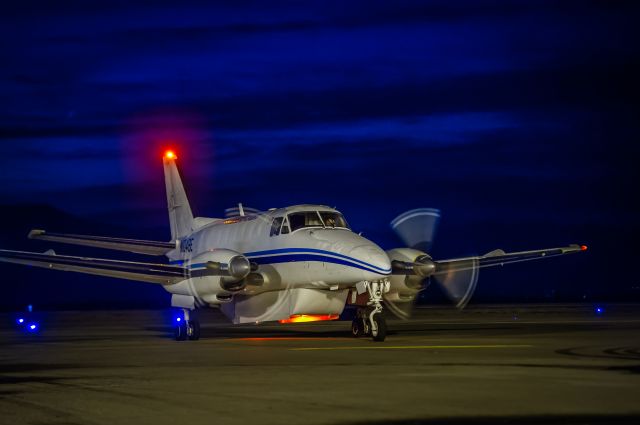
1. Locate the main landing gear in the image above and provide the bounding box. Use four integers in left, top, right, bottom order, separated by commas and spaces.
350, 280, 389, 342
174, 308, 200, 341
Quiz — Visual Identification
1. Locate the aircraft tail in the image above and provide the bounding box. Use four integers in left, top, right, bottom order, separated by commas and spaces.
163, 151, 194, 241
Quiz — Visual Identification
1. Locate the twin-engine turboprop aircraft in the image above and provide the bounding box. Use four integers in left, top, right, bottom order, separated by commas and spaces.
0, 151, 586, 341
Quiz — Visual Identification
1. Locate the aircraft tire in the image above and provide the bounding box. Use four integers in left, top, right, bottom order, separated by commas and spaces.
371, 314, 387, 342
351, 319, 365, 337
188, 320, 201, 341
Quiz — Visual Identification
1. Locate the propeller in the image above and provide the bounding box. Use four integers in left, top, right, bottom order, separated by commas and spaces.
431, 258, 479, 309
390, 208, 440, 252
385, 208, 480, 318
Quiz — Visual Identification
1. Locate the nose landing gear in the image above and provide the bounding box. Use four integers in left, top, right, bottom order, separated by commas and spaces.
350, 280, 389, 342
174, 308, 201, 341
351, 310, 387, 341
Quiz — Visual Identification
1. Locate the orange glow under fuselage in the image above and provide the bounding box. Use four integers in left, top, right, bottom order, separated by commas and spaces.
279, 314, 339, 324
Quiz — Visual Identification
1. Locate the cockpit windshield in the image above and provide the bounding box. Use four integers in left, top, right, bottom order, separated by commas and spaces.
288, 211, 350, 232
319, 212, 349, 229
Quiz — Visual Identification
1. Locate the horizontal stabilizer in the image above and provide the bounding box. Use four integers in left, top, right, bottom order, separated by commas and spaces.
28, 229, 175, 256
0, 249, 187, 285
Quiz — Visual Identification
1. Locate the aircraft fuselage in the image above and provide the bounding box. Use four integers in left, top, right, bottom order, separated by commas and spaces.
162, 204, 391, 320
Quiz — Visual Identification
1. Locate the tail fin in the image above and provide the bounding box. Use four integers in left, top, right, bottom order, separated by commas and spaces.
163, 151, 194, 241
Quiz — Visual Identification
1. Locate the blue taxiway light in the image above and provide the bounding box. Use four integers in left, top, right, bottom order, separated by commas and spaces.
176, 317, 182, 322
17, 318, 24, 324
28, 323, 38, 331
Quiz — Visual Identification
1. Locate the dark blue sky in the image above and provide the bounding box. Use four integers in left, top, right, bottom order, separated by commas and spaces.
1, 1, 638, 307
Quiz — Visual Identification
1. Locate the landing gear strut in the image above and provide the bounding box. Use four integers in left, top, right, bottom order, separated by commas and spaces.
174, 308, 200, 341
351, 280, 389, 342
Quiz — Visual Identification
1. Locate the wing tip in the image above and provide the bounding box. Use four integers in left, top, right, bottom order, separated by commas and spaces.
562, 244, 588, 254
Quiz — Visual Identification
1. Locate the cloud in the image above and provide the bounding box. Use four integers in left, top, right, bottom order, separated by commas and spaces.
0, 1, 637, 224
218, 112, 518, 148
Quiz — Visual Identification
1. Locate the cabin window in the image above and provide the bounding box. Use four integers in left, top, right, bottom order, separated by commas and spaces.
270, 217, 284, 236
319, 212, 350, 229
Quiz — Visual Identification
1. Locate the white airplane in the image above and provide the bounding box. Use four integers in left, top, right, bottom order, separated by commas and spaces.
0, 150, 587, 341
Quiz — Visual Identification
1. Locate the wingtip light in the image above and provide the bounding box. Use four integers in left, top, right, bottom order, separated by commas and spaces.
581, 245, 588, 251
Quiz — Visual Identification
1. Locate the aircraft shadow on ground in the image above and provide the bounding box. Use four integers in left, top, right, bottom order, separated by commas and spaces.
144, 325, 366, 339
341, 414, 640, 425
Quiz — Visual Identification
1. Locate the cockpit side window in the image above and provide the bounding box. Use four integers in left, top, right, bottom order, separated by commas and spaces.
281, 216, 290, 234
270, 217, 284, 236
319, 212, 350, 229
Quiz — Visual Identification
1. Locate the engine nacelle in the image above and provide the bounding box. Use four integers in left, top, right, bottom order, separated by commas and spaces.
194, 249, 251, 291
386, 248, 433, 296
165, 249, 253, 302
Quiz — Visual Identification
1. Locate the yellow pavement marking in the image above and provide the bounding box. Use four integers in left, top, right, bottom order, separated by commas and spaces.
291, 344, 533, 351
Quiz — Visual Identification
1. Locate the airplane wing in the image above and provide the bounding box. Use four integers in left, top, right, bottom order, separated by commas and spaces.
28, 229, 175, 255
385, 244, 587, 316
433, 244, 586, 274
0, 249, 187, 285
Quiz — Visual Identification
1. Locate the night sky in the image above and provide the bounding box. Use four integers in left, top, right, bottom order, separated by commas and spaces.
1, 1, 638, 309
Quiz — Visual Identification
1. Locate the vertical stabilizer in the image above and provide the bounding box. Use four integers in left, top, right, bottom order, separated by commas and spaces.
163, 151, 194, 241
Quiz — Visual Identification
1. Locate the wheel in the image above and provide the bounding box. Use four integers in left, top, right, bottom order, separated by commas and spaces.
174, 323, 187, 341
370, 314, 387, 342
351, 319, 365, 337
188, 320, 201, 340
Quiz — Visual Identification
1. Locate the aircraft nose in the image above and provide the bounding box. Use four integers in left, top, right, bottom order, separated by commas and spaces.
350, 244, 391, 276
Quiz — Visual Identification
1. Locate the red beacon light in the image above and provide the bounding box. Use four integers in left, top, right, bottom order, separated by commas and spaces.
164, 150, 177, 160
581, 245, 588, 251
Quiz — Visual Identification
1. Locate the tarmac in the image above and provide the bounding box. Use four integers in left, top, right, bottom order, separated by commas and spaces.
1, 304, 639, 425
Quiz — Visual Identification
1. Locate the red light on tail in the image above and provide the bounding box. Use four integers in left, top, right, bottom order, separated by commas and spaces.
279, 314, 339, 324
164, 150, 177, 160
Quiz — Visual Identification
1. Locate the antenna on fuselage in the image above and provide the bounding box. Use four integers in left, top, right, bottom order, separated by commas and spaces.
238, 203, 245, 217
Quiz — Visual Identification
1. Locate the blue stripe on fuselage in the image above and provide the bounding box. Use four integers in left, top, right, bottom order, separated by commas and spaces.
248, 253, 389, 275
244, 248, 391, 273
170, 248, 391, 275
